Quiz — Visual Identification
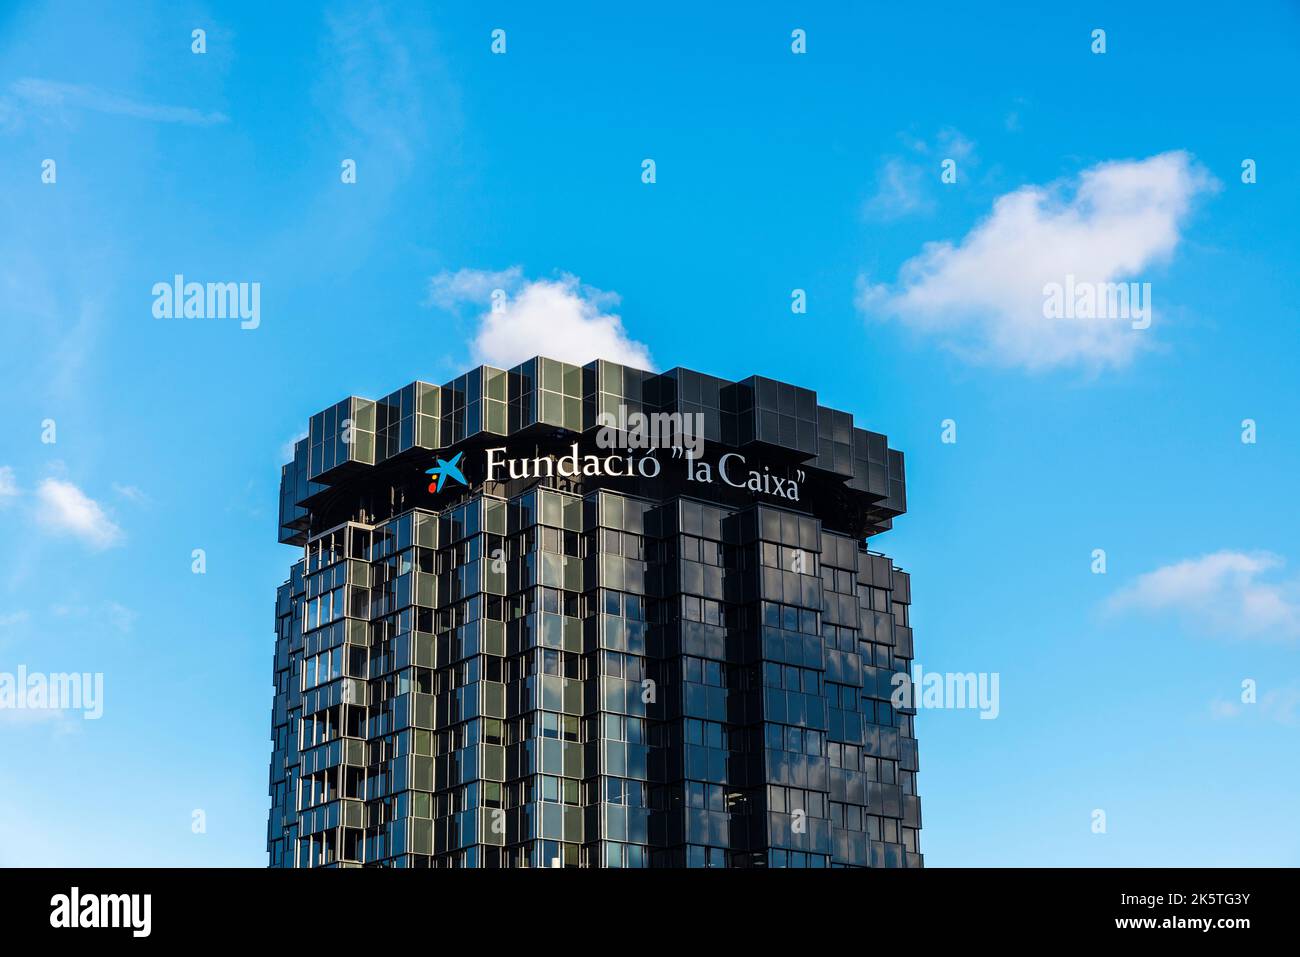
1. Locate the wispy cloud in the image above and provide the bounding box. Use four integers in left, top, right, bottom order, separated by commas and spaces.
429, 268, 655, 371
1210, 686, 1300, 726
104, 601, 137, 634
859, 151, 1216, 370
867, 157, 934, 220
258, 4, 458, 277
0, 467, 17, 503
112, 484, 149, 505
0, 707, 74, 729
1108, 550, 1300, 640
9, 78, 228, 126
865, 128, 976, 221
34, 478, 123, 550
1003, 96, 1030, 133
279, 433, 308, 463
1261, 688, 1300, 726
224, 477, 266, 521
317, 5, 444, 173
49, 600, 136, 634
1209, 699, 1241, 719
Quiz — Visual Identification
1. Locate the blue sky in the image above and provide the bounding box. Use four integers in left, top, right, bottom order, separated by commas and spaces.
1, 0, 1297, 866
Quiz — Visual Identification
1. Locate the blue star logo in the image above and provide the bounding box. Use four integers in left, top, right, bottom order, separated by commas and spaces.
425, 451, 467, 493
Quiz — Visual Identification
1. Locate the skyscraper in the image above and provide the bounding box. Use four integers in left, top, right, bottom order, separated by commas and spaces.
268, 356, 921, 868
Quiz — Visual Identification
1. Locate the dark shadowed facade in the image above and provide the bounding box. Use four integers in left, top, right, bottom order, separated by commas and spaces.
268, 356, 922, 868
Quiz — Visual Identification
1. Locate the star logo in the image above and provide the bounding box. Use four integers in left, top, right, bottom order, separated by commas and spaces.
425, 451, 467, 493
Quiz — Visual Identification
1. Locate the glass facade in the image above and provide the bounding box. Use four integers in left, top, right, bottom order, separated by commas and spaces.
268, 356, 920, 868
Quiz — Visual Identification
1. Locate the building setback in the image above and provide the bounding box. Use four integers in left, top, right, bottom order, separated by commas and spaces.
268, 356, 921, 867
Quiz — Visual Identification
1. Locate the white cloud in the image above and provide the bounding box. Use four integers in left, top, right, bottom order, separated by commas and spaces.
9, 78, 228, 126
0, 467, 17, 503
0, 611, 29, 628
427, 267, 523, 310
860, 151, 1216, 370
429, 268, 655, 371
1108, 550, 1300, 640
34, 479, 123, 550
